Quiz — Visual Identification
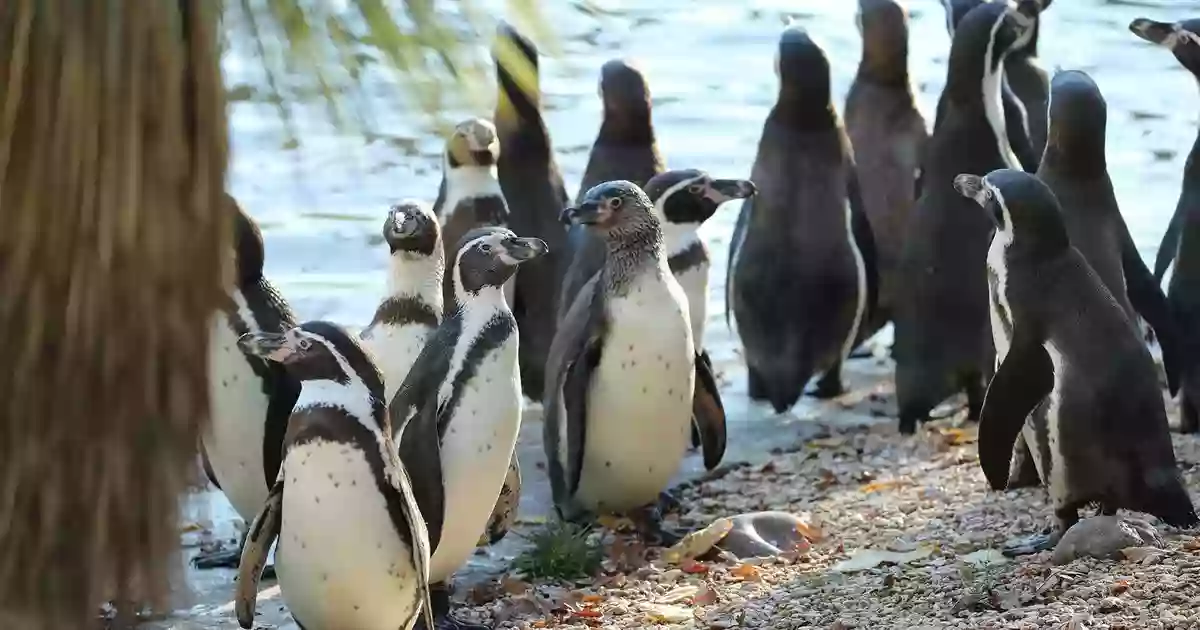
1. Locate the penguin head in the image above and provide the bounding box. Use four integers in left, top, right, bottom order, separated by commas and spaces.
774, 25, 832, 101
598, 59, 651, 113
445, 118, 499, 169
940, 0, 984, 37
239, 321, 383, 396
1045, 70, 1107, 157
229, 193, 265, 286
493, 21, 541, 120
644, 169, 756, 242
383, 200, 440, 257
856, 0, 910, 83
1130, 18, 1200, 76
561, 180, 657, 234
949, 3, 1034, 80
955, 169, 1070, 258
451, 227, 548, 297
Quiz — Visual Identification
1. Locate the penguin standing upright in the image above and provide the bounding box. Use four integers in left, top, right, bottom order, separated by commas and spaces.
893, 2, 1033, 435
728, 24, 878, 413
1131, 17, 1200, 433
644, 169, 755, 454
196, 194, 301, 570
431, 118, 514, 310
1004, 0, 1053, 162
546, 181, 726, 542
1003, 70, 1185, 489
559, 59, 665, 324
846, 0, 929, 336
937, 0, 1040, 173
391, 227, 547, 630
493, 22, 570, 401
234, 321, 442, 630
956, 170, 1198, 554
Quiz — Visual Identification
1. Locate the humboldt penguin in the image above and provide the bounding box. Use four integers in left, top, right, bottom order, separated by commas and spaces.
391, 227, 546, 629
432, 118, 514, 311
493, 22, 570, 401
727, 24, 878, 412
196, 194, 301, 570
643, 169, 756, 450
1004, 0, 1053, 161
894, 1, 1033, 435
547, 181, 724, 543
938, 0, 1040, 173
1132, 17, 1200, 433
234, 321, 440, 630
559, 59, 665, 325
845, 0, 929, 337
1004, 70, 1186, 489
955, 169, 1198, 554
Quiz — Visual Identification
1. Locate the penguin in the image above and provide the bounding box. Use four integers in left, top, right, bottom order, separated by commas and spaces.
937, 0, 1040, 173
845, 0, 929, 337
195, 194, 301, 570
234, 321, 441, 630
1132, 17, 1200, 433
431, 118, 515, 311
390, 227, 547, 630
893, 1, 1033, 435
727, 24, 879, 413
643, 169, 756, 452
560, 59, 664, 331
1003, 70, 1186, 489
546, 181, 726, 543
1004, 0, 1052, 161
493, 22, 570, 401
955, 169, 1198, 554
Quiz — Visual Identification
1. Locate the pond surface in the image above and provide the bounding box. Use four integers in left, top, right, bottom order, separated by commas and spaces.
152, 0, 1200, 627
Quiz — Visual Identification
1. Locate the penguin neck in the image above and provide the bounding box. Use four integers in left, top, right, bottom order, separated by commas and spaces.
1041, 135, 1107, 178
662, 223, 702, 258
496, 68, 552, 158
386, 250, 444, 309
457, 284, 510, 321
771, 87, 837, 131
444, 162, 503, 201
598, 106, 656, 146
858, 33, 912, 90
603, 222, 665, 295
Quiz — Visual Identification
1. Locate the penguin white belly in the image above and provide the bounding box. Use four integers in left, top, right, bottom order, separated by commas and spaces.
362, 322, 436, 401
429, 338, 522, 582
575, 272, 694, 512
1039, 342, 1070, 503
987, 236, 1014, 363
276, 441, 421, 630
203, 316, 271, 521
674, 265, 709, 351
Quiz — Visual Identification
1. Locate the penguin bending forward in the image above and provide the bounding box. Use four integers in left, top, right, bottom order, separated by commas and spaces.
432, 118, 515, 310
644, 169, 755, 454
197, 195, 300, 570
1131, 17, 1200, 433
546, 181, 725, 544
846, 0, 929, 337
728, 24, 879, 413
359, 203, 523, 549
234, 321, 441, 630
957, 170, 1198, 554
893, 2, 1032, 435
493, 22, 570, 401
559, 59, 666, 320
391, 227, 547, 630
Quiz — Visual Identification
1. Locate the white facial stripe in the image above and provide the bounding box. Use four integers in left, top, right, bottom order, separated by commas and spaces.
1164, 25, 1200, 50
983, 11, 1023, 171
987, 181, 1014, 234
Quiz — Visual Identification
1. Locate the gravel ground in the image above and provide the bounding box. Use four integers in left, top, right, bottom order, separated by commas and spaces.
449, 382, 1200, 630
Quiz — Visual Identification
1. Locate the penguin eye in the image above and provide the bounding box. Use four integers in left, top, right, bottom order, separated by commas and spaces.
298, 338, 312, 350
608, 197, 623, 211
480, 243, 494, 254
687, 184, 705, 194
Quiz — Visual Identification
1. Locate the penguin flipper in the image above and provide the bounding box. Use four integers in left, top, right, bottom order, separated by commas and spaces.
847, 166, 880, 325
1154, 206, 1182, 282
543, 273, 606, 505
236, 478, 284, 630
397, 401, 446, 554
198, 441, 221, 490
1120, 226, 1185, 395
262, 364, 300, 488
725, 194, 754, 329
389, 320, 457, 438
692, 350, 727, 471
978, 333, 1054, 491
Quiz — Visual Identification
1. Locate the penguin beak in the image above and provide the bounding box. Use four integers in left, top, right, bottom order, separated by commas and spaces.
500, 236, 549, 263
1130, 19, 1175, 46
237, 332, 292, 362
707, 179, 757, 204
387, 209, 420, 239
560, 201, 609, 227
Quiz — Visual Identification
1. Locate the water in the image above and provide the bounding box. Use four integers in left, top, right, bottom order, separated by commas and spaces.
157, 0, 1200, 627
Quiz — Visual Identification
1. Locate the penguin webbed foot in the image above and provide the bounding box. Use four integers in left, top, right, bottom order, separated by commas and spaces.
413, 583, 493, 630
1000, 532, 1059, 557
656, 490, 683, 515
630, 504, 685, 548
810, 367, 845, 400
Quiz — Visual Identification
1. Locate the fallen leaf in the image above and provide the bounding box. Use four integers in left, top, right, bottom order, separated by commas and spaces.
662, 517, 734, 564
807, 436, 847, 449
990, 588, 1023, 611
656, 585, 700, 604
859, 480, 902, 493
730, 563, 761, 581
571, 608, 603, 619
693, 583, 719, 606
1109, 580, 1130, 596
580, 594, 604, 603
959, 549, 1010, 568
1120, 546, 1166, 565
1184, 538, 1200, 552
500, 576, 530, 596
681, 560, 709, 574
832, 546, 934, 572
638, 602, 692, 623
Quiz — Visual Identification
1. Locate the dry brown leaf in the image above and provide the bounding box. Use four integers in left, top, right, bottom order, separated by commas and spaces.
730, 563, 762, 581
1109, 579, 1130, 596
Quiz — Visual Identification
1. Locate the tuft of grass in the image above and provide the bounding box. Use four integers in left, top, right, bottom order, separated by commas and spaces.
512, 520, 605, 582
